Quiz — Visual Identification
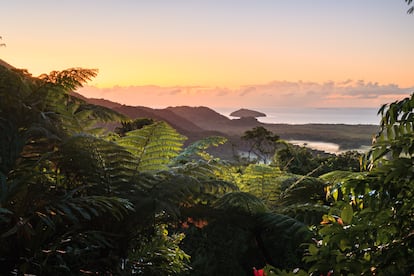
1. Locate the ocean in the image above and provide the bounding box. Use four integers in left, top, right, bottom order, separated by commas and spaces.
216, 107, 380, 125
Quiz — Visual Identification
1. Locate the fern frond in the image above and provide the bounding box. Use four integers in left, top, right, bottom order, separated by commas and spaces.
319, 170, 364, 184
319, 170, 366, 202
278, 175, 327, 207
0, 119, 27, 174
255, 212, 312, 269
174, 136, 227, 163
213, 192, 268, 215
170, 136, 229, 180
38, 68, 98, 91
148, 172, 238, 217
171, 158, 229, 180
257, 212, 311, 241
59, 134, 137, 193
116, 121, 186, 172
46, 194, 134, 225
277, 203, 331, 225
237, 164, 283, 208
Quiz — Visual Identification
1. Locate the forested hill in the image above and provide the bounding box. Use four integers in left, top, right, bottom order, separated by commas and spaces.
74, 93, 378, 150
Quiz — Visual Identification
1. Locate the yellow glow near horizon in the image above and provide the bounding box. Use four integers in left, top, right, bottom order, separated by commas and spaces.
2, 1, 414, 94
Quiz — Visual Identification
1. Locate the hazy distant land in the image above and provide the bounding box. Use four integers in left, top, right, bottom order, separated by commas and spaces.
74, 93, 379, 156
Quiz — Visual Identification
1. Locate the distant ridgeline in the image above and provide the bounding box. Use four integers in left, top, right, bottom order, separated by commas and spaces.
77, 94, 377, 152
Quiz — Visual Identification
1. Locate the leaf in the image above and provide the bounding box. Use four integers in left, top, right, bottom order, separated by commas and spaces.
340, 204, 353, 225
308, 244, 319, 255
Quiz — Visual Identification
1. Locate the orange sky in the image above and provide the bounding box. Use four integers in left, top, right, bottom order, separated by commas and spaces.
1, 1, 413, 108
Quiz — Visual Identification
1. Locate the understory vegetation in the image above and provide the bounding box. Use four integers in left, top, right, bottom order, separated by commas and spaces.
0, 65, 413, 275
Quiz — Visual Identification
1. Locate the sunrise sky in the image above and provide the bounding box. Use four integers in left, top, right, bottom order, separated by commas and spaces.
1, 0, 413, 109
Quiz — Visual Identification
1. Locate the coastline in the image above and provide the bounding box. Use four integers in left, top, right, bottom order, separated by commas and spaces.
215, 107, 380, 125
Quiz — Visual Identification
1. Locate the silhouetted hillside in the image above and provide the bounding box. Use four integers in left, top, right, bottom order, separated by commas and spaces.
0, 59, 15, 70
87, 98, 123, 109
113, 105, 204, 134
165, 106, 230, 130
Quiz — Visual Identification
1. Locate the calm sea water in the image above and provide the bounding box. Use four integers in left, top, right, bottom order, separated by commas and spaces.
216, 107, 380, 125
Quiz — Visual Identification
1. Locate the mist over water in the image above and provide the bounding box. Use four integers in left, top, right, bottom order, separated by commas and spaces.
216, 107, 380, 125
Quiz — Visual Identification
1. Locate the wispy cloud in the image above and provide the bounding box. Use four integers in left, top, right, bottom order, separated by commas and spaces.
78, 80, 414, 109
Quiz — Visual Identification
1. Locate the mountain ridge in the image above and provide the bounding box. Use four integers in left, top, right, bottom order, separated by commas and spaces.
74, 94, 377, 152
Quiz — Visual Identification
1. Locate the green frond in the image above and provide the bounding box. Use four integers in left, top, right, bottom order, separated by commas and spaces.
116, 121, 186, 172
213, 192, 268, 215
255, 212, 312, 269
40, 94, 125, 135
319, 170, 364, 184
174, 136, 227, 163
38, 68, 98, 91
170, 136, 229, 180
77, 103, 128, 123
171, 158, 228, 180
278, 175, 327, 207
319, 170, 366, 202
237, 164, 283, 208
47, 195, 134, 224
0, 65, 32, 106
59, 134, 137, 192
0, 119, 26, 174
257, 212, 311, 241
149, 172, 238, 216
277, 203, 331, 225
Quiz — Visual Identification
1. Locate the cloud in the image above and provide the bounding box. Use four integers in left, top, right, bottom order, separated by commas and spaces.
78, 80, 414, 109
240, 86, 256, 96
168, 89, 182, 95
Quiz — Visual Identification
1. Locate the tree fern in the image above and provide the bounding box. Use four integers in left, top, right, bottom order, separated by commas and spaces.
0, 64, 143, 274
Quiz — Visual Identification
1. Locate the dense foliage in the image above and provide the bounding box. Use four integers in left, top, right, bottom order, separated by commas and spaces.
1, 63, 412, 275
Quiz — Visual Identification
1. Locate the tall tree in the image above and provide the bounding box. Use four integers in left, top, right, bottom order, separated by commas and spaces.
241, 126, 281, 164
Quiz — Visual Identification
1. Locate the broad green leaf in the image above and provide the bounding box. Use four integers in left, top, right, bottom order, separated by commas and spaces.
340, 204, 353, 225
